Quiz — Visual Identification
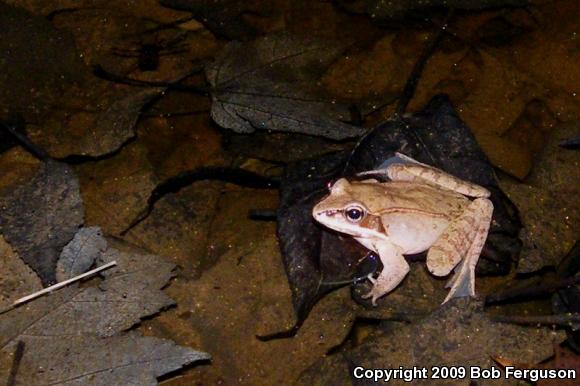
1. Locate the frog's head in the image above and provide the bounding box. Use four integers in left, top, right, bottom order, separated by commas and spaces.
313, 178, 381, 238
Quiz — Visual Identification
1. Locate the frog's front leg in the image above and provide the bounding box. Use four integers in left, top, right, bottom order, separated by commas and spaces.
426, 197, 493, 303
360, 242, 409, 306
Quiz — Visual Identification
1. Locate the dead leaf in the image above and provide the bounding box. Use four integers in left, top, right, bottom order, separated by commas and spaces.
348, 0, 528, 21
156, 189, 355, 384
502, 121, 580, 272
300, 298, 564, 386
206, 34, 365, 140
77, 141, 157, 236
159, 0, 263, 39
493, 344, 580, 386
0, 160, 83, 285
0, 3, 85, 122
56, 226, 107, 282
32, 87, 164, 159
0, 236, 42, 307
0, 238, 209, 385
2, 332, 208, 386
224, 128, 349, 163
122, 181, 222, 277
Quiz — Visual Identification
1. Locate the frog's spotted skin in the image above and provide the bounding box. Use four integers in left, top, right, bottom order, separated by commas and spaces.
313, 153, 493, 306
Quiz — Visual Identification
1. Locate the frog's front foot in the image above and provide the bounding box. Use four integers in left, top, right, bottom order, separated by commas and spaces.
361, 251, 410, 306
361, 271, 408, 306
361, 284, 385, 306
361, 274, 384, 306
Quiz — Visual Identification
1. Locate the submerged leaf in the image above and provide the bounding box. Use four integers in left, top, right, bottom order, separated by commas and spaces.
0, 3, 85, 122
206, 34, 365, 140
0, 240, 209, 385
299, 298, 564, 385
56, 226, 107, 282
0, 160, 83, 285
6, 333, 209, 386
348, 0, 528, 21
37, 87, 164, 159
160, 0, 259, 39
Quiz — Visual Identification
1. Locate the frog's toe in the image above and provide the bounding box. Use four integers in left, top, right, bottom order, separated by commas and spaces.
361, 287, 382, 306
443, 268, 476, 303
366, 274, 377, 285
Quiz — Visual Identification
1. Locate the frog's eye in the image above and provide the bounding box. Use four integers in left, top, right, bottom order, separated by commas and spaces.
345, 205, 365, 222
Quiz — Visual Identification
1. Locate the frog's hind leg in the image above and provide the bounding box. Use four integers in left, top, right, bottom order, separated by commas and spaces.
426, 198, 493, 303
358, 153, 490, 198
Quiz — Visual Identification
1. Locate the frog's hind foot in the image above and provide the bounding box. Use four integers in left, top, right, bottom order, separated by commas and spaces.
441, 198, 493, 303
443, 259, 475, 302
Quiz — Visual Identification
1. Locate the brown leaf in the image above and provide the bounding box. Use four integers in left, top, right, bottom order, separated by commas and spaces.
0, 161, 83, 285
0, 240, 209, 385
492, 344, 580, 386
206, 34, 365, 140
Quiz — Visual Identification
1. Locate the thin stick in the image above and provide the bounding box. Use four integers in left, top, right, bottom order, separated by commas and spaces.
6, 340, 25, 386
11, 261, 117, 307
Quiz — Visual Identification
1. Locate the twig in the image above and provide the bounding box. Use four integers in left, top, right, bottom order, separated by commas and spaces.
0, 121, 50, 161
0, 261, 117, 315
485, 275, 580, 304
491, 313, 580, 327
6, 340, 25, 386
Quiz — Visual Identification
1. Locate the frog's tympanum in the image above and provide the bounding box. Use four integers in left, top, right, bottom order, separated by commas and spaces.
312, 153, 493, 305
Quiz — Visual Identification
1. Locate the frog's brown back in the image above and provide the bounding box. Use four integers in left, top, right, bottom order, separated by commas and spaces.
349, 181, 468, 219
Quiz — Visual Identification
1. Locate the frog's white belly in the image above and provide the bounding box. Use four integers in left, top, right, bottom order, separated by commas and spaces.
355, 213, 450, 255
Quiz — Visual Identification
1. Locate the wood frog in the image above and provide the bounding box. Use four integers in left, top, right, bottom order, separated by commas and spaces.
312, 153, 493, 305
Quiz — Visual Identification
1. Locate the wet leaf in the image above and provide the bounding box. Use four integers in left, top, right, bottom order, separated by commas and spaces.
0, 161, 83, 285
83, 88, 164, 157
277, 95, 522, 324
0, 239, 209, 385
159, 0, 261, 39
3, 332, 209, 386
347, 0, 528, 21
502, 121, 580, 272
493, 344, 580, 386
77, 141, 157, 236
56, 226, 107, 282
553, 240, 580, 349
0, 3, 85, 122
299, 298, 564, 385
224, 131, 347, 163
206, 34, 365, 140
157, 189, 355, 384
36, 87, 164, 159
0, 236, 42, 307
